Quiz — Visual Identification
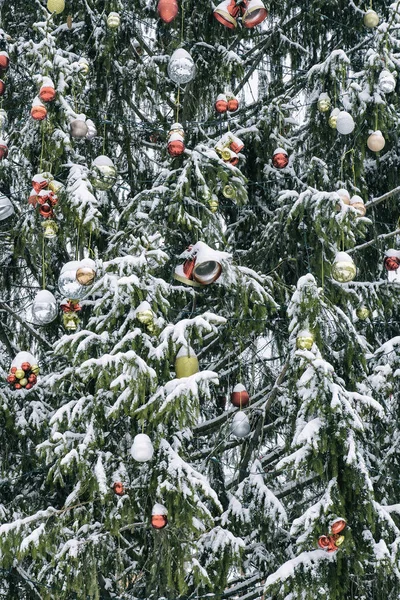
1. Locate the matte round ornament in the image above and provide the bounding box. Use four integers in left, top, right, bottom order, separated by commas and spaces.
107, 12, 121, 29
85, 119, 97, 140
39, 78, 56, 102
58, 261, 87, 299
0, 194, 14, 221
0, 80, 5, 96
331, 252, 356, 283
131, 433, 154, 462
272, 148, 288, 169
215, 94, 228, 113
350, 195, 366, 217
328, 108, 340, 129
47, 0, 65, 13
70, 115, 88, 139
167, 48, 195, 85
0, 52, 10, 71
0, 140, 8, 160
230, 383, 250, 408
379, 70, 395, 94
231, 411, 250, 438
76, 258, 96, 286
90, 155, 117, 190
363, 8, 379, 27
227, 95, 239, 112
384, 250, 400, 271
296, 330, 314, 350
31, 97, 47, 121
32, 290, 58, 325
336, 111, 355, 135
151, 503, 168, 529
175, 346, 199, 378
356, 306, 370, 320
317, 93, 331, 113
367, 130, 385, 152
157, 0, 179, 23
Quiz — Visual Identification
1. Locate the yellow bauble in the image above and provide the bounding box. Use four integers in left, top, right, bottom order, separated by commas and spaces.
136, 301, 154, 327
317, 93, 331, 113
107, 12, 121, 29
296, 330, 315, 350
175, 347, 199, 378
208, 198, 219, 213
356, 306, 370, 320
363, 9, 379, 28
31, 364, 40, 375
332, 252, 356, 283
15, 369, 25, 379
47, 0, 65, 14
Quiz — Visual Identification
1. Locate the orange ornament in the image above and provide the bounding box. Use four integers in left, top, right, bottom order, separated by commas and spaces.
0, 52, 10, 71
31, 104, 47, 121
167, 138, 185, 157
227, 97, 239, 112
215, 94, 228, 113
231, 384, 250, 408
331, 518, 346, 534
113, 482, 125, 496
21, 362, 31, 371
272, 149, 288, 169
151, 514, 168, 530
157, 0, 178, 23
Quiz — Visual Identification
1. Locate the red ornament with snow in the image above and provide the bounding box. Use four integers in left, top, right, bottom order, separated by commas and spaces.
230, 383, 250, 408
272, 147, 288, 169
0, 52, 10, 71
39, 77, 56, 102
151, 503, 168, 530
0, 141, 8, 160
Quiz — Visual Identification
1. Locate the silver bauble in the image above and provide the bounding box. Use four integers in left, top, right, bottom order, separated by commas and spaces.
32, 290, 58, 325
167, 48, 195, 85
90, 155, 117, 191
231, 412, 251, 438
58, 261, 87, 299
70, 115, 88, 139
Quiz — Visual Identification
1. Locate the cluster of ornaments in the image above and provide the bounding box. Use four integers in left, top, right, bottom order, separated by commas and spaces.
215, 92, 239, 114
213, 0, 267, 29
337, 188, 366, 217
28, 172, 61, 238
318, 518, 347, 553
215, 133, 244, 166
6, 352, 39, 391
167, 123, 185, 157
58, 259, 96, 330
31, 77, 56, 121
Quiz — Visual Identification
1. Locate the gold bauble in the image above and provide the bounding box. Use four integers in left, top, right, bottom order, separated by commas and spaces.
363, 9, 379, 28
296, 330, 315, 350
317, 94, 331, 113
107, 12, 121, 29
47, 0, 65, 14
15, 369, 25, 379
63, 312, 80, 331
356, 306, 370, 320
136, 303, 154, 326
42, 220, 59, 239
19, 378, 28, 387
175, 348, 199, 378
332, 253, 357, 283
367, 131, 385, 152
208, 198, 219, 213
350, 195, 366, 217
31, 364, 40, 375
223, 184, 236, 199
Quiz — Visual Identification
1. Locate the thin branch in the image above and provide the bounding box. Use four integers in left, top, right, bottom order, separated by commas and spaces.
0, 301, 53, 351
347, 229, 400, 255
366, 185, 400, 209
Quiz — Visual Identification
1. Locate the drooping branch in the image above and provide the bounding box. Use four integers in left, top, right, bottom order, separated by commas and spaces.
346, 228, 400, 255
0, 301, 53, 351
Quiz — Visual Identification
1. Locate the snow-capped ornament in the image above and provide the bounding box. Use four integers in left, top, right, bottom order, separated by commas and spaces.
60, 299, 81, 331
78, 58, 90, 76
32, 290, 58, 325
136, 301, 156, 332
328, 108, 340, 129
107, 12, 121, 29
231, 383, 250, 408
317, 93, 331, 113
336, 111, 355, 135
168, 48, 195, 85
350, 195, 366, 217
7, 352, 39, 391
42, 219, 58, 239
331, 252, 356, 283
0, 194, 14, 221
70, 115, 88, 139
331, 518, 347, 534
208, 197, 219, 212
356, 306, 370, 320
157, 0, 178, 23
174, 241, 229, 286
0, 52, 9, 71
175, 346, 199, 378
318, 518, 346, 553
31, 97, 47, 121
337, 188, 351, 205
76, 258, 96, 286
227, 93, 239, 112
0, 140, 8, 161
113, 482, 125, 496
215, 93, 228, 113
242, 0, 268, 27
85, 119, 97, 140
168, 133, 185, 156
230, 135, 244, 154
39, 78, 56, 102
131, 434, 154, 462
0, 109, 7, 130
58, 261, 87, 299
379, 70, 396, 94
151, 503, 168, 529
231, 411, 251, 438
214, 0, 239, 28
90, 155, 117, 190
272, 148, 288, 169
367, 130, 385, 152
0, 80, 5, 96
363, 8, 379, 27
296, 330, 314, 350
32, 173, 51, 193
214, 0, 267, 29
384, 249, 400, 272
47, 0, 65, 13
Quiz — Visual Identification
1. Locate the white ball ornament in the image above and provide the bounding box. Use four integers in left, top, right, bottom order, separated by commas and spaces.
231, 412, 250, 438
168, 49, 195, 85
85, 119, 97, 140
131, 434, 154, 462
107, 12, 121, 29
32, 290, 58, 325
363, 9, 379, 27
379, 70, 396, 94
0, 193, 14, 221
367, 130, 385, 152
336, 111, 355, 135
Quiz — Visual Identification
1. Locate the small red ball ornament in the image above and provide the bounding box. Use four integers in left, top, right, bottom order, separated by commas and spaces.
0, 143, 8, 160
10, 367, 17, 374
384, 256, 400, 271
0, 80, 5, 96
157, 0, 178, 23
151, 514, 168, 529
0, 52, 10, 71
227, 97, 239, 112
21, 362, 31, 371
14, 383, 21, 389
231, 383, 250, 408
215, 94, 228, 113
112, 482, 125, 496
31, 104, 47, 121
7, 375, 16, 384
272, 148, 289, 169
39, 79, 56, 102
168, 136, 185, 157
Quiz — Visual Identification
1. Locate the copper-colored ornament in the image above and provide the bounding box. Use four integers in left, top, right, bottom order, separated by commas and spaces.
113, 482, 125, 496
331, 519, 346, 534
227, 96, 239, 112
0, 143, 8, 160
384, 256, 400, 271
25, 383, 33, 390
0, 52, 10, 71
32, 175, 49, 193
215, 94, 228, 113
31, 103, 47, 121
28, 374, 37, 384
7, 374, 16, 384
168, 137, 185, 157
230, 136, 244, 154
14, 383, 21, 389
231, 384, 250, 408
39, 85, 56, 102
157, 0, 178, 23
318, 535, 330, 550
230, 153, 239, 166
151, 514, 168, 530
0, 80, 5, 96
272, 149, 288, 169
21, 362, 31, 371
39, 203, 53, 218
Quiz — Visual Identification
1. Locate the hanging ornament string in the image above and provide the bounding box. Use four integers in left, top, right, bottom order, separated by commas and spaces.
42, 235, 46, 290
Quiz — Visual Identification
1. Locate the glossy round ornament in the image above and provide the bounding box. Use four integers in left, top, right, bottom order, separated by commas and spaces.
296, 330, 314, 350
367, 130, 385, 152
70, 115, 88, 139
336, 111, 355, 135
0, 52, 9, 71
151, 503, 168, 529
157, 0, 179, 23
47, 0, 65, 13
356, 306, 370, 320
136, 301, 155, 330
379, 69, 395, 94
31, 97, 47, 121
76, 258, 96, 286
32, 290, 58, 325
328, 108, 340, 129
363, 8, 379, 27
58, 261, 87, 299
131, 433, 154, 462
317, 93, 331, 113
0, 141, 8, 160
230, 383, 250, 408
231, 411, 251, 438
384, 250, 400, 271
0, 194, 14, 221
272, 147, 288, 169
208, 197, 219, 213
107, 12, 121, 29
168, 48, 195, 85
331, 518, 346, 534
168, 133, 185, 156
215, 94, 228, 113
113, 482, 125, 496
175, 346, 199, 378
350, 195, 366, 217
39, 78, 56, 102
227, 95, 239, 112
331, 252, 356, 283
90, 155, 117, 191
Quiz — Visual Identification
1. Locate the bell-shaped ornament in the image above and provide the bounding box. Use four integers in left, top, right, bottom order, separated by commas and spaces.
58, 261, 87, 299
76, 258, 96, 286
168, 48, 195, 85
229, 135, 244, 154
70, 114, 88, 139
328, 108, 340, 129
175, 346, 199, 378
131, 433, 154, 462
136, 301, 155, 330
379, 69, 396, 94
213, 0, 239, 29
32, 290, 58, 325
90, 155, 117, 190
242, 0, 268, 28
317, 92, 331, 113
231, 412, 250, 438
337, 188, 350, 205
78, 57, 90, 76
331, 252, 356, 283
350, 195, 366, 217
63, 311, 80, 331
0, 194, 14, 221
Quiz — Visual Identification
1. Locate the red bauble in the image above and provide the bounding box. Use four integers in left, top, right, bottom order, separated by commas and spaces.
151, 514, 168, 530
384, 256, 400, 271
227, 97, 239, 112
168, 139, 185, 156
25, 383, 33, 390
21, 362, 31, 371
7, 374, 16, 384
113, 482, 125, 496
10, 367, 17, 374
215, 95, 228, 113
272, 150, 289, 169
31, 105, 47, 121
0, 80, 5, 96
331, 519, 346, 534
157, 0, 178, 22
14, 383, 21, 389
39, 203, 53, 218
231, 384, 250, 408
28, 374, 37, 384
0, 143, 8, 160
0, 52, 10, 71
39, 86, 56, 102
